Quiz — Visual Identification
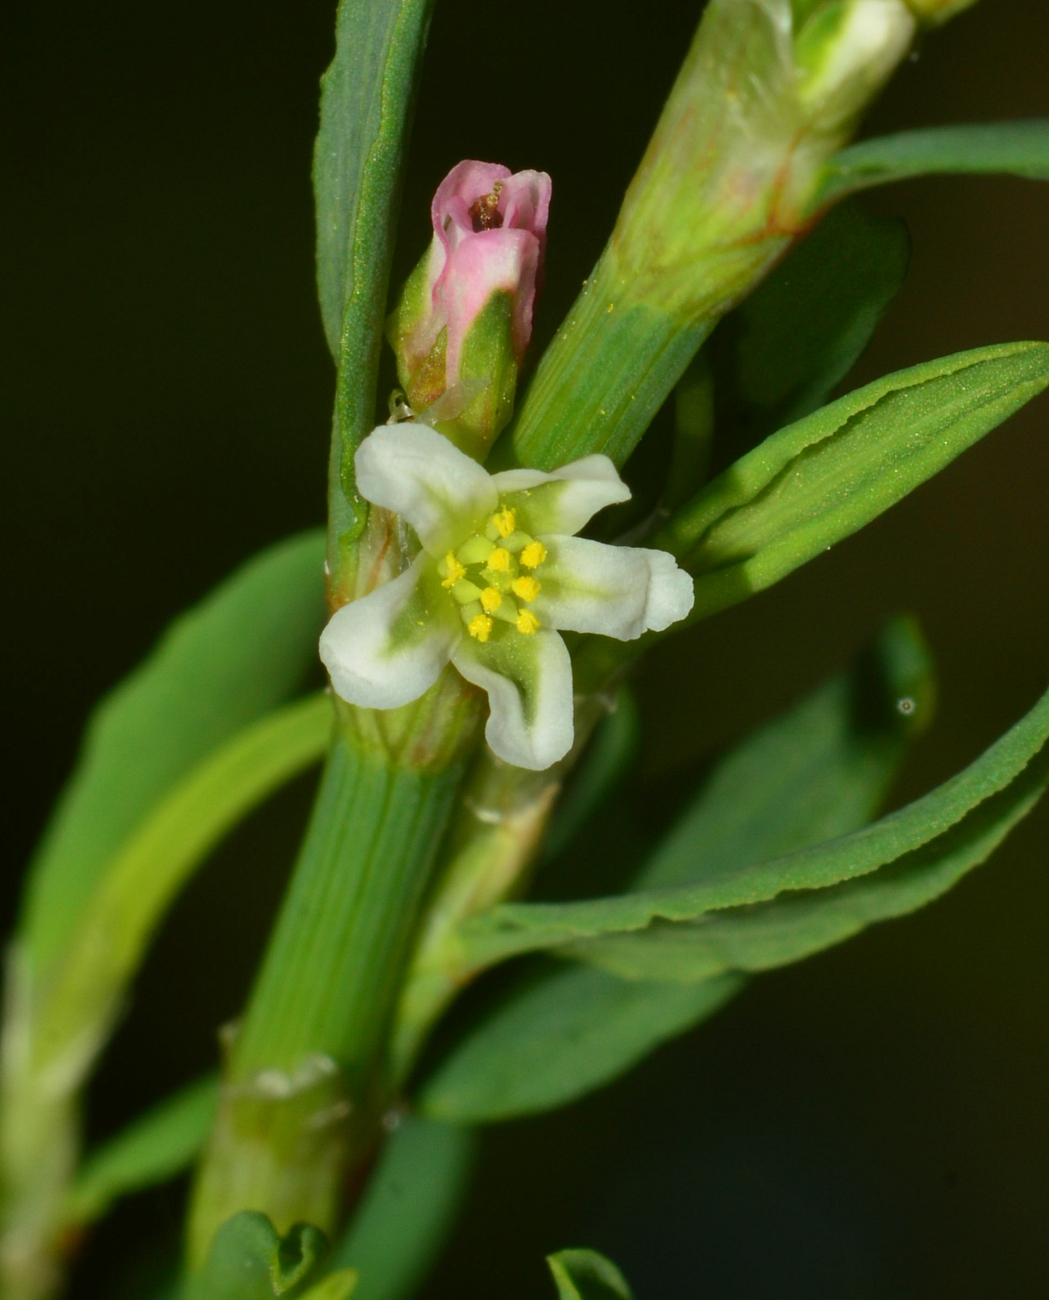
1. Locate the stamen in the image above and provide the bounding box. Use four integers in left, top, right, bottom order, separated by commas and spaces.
441, 552, 466, 588
468, 614, 493, 642
480, 587, 502, 614
519, 541, 547, 569
516, 610, 540, 635
486, 547, 511, 573
511, 576, 541, 602
488, 508, 517, 539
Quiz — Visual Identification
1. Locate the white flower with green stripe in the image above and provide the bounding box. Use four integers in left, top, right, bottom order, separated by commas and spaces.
320, 423, 694, 770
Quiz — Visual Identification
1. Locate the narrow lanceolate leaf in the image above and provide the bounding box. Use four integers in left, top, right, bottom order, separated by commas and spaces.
65, 1075, 218, 1225
708, 200, 910, 455
636, 617, 935, 892
571, 750, 1049, 981
315, 0, 436, 589
815, 120, 1049, 207
661, 342, 1049, 624
35, 693, 333, 1061
326, 1116, 477, 1300
418, 964, 741, 1124
22, 530, 327, 972
454, 686, 1049, 969
547, 1250, 634, 1300
417, 620, 927, 1120
314, 0, 435, 358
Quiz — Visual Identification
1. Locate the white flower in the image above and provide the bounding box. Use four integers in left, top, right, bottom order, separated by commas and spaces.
320, 423, 694, 770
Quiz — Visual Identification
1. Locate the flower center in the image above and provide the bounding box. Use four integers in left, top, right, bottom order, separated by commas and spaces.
438, 506, 547, 644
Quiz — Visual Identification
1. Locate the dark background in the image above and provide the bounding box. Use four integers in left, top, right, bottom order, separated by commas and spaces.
4, 1, 1048, 1296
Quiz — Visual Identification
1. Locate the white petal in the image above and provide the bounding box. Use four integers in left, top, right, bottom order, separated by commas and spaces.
355, 423, 497, 556
452, 630, 574, 771
640, 546, 696, 632
490, 454, 631, 537
320, 556, 459, 709
532, 536, 694, 641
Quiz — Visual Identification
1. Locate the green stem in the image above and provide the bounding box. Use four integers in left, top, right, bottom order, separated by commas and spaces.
187, 716, 467, 1266
389, 693, 615, 1084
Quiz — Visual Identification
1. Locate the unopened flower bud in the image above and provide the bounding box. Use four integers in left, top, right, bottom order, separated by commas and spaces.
386, 160, 551, 459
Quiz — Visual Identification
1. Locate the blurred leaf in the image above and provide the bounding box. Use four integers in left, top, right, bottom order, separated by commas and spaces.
638, 617, 934, 891
816, 121, 1049, 206
571, 747, 1049, 980
325, 1116, 476, 1300
546, 1249, 634, 1300
36, 693, 332, 1060
664, 350, 715, 510
661, 342, 1049, 625
418, 964, 740, 1124
22, 531, 327, 972
66, 1075, 218, 1225
453, 685, 1049, 967
298, 1273, 358, 1300
186, 1213, 327, 1300
709, 200, 910, 455
542, 689, 641, 864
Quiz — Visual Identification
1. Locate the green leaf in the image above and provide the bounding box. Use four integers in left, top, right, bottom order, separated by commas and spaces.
709, 200, 910, 452
454, 685, 1049, 969
418, 963, 740, 1124
572, 748, 1049, 981
541, 688, 640, 864
418, 620, 927, 1122
546, 1250, 634, 1300
32, 693, 333, 1076
65, 1074, 218, 1225
315, 0, 436, 594
325, 1116, 477, 1300
298, 1273, 358, 1300
638, 617, 934, 891
314, 0, 434, 360
661, 342, 1049, 625
815, 121, 1049, 207
22, 530, 327, 972
186, 1213, 328, 1300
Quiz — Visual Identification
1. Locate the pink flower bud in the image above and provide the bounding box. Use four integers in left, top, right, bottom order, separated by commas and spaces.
387, 161, 551, 457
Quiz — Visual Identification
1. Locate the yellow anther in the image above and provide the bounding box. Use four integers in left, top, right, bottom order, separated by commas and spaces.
490, 507, 517, 539
516, 609, 540, 635
441, 552, 466, 588
520, 541, 547, 569
511, 576, 541, 602
480, 587, 502, 614
468, 614, 493, 642
487, 546, 511, 572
